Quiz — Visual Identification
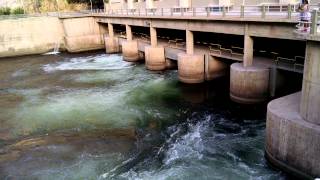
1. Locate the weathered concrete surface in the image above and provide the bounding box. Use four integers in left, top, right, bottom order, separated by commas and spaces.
62, 17, 104, 52
64, 35, 104, 52
105, 36, 120, 53
243, 34, 253, 67
0, 17, 65, 57
122, 40, 140, 62
0, 16, 108, 57
230, 63, 269, 104
178, 53, 205, 84
96, 16, 302, 41
300, 41, 320, 125
205, 56, 228, 81
266, 92, 320, 179
145, 46, 166, 70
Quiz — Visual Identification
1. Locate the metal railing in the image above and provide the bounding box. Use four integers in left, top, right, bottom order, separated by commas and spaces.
103, 4, 306, 20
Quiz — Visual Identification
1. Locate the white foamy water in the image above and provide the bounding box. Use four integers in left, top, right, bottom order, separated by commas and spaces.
43, 54, 134, 72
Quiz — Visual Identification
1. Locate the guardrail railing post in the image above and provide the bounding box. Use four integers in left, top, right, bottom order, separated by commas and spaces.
222, 6, 226, 17
170, 8, 173, 16
287, 4, 292, 19
240, 5, 244, 18
153, 9, 155, 16
192, 7, 196, 16
262, 5, 266, 19
138, 9, 140, 16
145, 9, 148, 16
206, 7, 210, 17
161, 8, 164, 16
311, 10, 318, 35
181, 8, 184, 16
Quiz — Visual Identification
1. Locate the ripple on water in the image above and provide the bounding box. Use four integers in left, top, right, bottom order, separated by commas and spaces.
0, 52, 286, 180
115, 113, 285, 180
43, 54, 135, 72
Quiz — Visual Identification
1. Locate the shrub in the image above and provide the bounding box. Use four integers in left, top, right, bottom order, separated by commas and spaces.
11, 7, 24, 14
0, 7, 11, 15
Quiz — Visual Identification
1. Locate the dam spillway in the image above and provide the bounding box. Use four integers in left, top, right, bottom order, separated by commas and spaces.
0, 6, 319, 179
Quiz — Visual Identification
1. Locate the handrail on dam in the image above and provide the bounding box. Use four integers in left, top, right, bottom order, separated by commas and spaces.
101, 4, 320, 20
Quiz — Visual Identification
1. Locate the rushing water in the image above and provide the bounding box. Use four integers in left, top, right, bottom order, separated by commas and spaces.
0, 51, 287, 180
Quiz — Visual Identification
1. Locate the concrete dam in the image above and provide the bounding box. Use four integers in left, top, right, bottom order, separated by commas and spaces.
0, 5, 319, 179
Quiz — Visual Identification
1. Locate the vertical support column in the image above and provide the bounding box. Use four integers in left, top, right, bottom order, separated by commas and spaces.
126, 24, 132, 41
230, 24, 270, 104
186, 30, 194, 55
243, 34, 253, 67
145, 25, 166, 70
150, 26, 157, 47
105, 23, 120, 54
108, 23, 114, 38
122, 24, 139, 61
300, 40, 320, 125
177, 29, 204, 84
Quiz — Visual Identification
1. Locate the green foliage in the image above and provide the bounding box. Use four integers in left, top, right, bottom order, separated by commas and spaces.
11, 7, 24, 15
0, 7, 11, 15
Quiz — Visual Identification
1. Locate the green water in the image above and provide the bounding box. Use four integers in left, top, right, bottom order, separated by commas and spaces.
0, 51, 286, 179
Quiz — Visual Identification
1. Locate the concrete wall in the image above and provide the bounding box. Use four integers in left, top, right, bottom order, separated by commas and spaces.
61, 17, 105, 52
0, 17, 64, 58
0, 16, 106, 58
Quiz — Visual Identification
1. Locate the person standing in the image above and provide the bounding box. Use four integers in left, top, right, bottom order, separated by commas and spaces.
299, 0, 311, 32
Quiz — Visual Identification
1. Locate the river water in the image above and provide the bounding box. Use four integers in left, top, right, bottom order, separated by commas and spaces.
0, 51, 286, 180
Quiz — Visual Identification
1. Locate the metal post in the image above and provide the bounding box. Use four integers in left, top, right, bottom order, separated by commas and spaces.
89, 0, 93, 13
170, 8, 173, 16
153, 8, 155, 16
206, 7, 210, 17
145, 9, 148, 16
241, 5, 244, 18
161, 8, 163, 16
138, 8, 140, 16
262, 5, 266, 19
222, 6, 226, 17
311, 10, 318, 35
287, 4, 292, 19
181, 8, 184, 16
193, 7, 196, 16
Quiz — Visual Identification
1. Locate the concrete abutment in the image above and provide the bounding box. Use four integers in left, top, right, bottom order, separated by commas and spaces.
266, 40, 320, 178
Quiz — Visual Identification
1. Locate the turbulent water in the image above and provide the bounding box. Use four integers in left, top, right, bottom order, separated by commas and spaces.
0, 51, 286, 180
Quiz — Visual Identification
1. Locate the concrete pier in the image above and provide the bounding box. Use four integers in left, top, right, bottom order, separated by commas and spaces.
230, 63, 269, 104
178, 30, 205, 84
266, 41, 320, 178
145, 26, 166, 70
178, 53, 205, 84
105, 23, 120, 53
122, 24, 140, 62
230, 34, 270, 104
